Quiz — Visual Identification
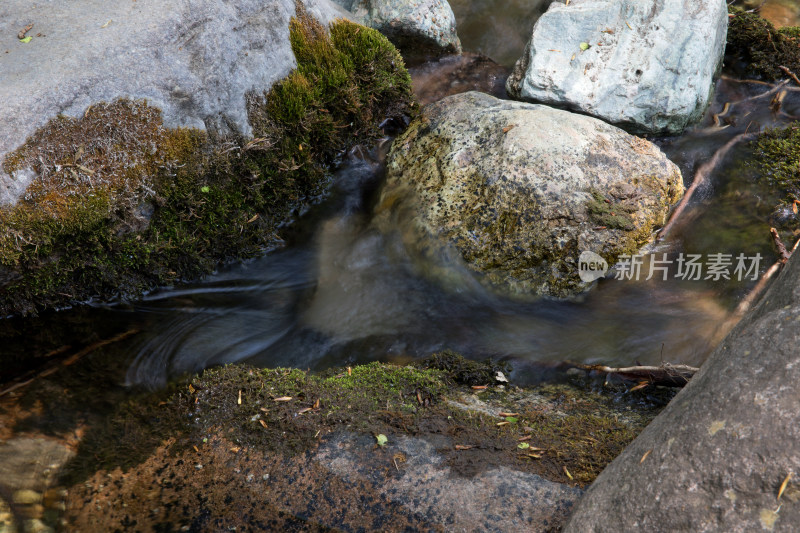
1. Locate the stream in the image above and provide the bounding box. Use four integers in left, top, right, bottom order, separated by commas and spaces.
3, 71, 799, 390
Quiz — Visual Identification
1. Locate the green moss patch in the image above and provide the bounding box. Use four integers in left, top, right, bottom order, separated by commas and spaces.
0, 4, 414, 317
585, 189, 635, 231
52, 353, 666, 488
726, 6, 800, 80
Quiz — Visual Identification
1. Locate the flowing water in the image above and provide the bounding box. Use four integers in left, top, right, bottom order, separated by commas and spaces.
3, 74, 800, 391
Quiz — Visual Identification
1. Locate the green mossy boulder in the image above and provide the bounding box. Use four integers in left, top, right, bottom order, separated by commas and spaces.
0, 7, 414, 317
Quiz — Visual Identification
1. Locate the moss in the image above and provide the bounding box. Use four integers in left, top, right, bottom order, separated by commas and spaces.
419, 349, 511, 386
46, 352, 669, 488
0, 6, 415, 317
726, 6, 800, 80
585, 189, 635, 231
751, 122, 800, 195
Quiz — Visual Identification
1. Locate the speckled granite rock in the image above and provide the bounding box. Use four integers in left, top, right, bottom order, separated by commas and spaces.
375, 91, 683, 297
334, 0, 461, 61
64, 431, 582, 532
0, 0, 350, 205
506, 0, 728, 134
564, 248, 800, 532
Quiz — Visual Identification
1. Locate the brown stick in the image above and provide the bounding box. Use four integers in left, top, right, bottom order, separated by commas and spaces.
568, 362, 699, 387
734, 235, 800, 316
657, 132, 758, 241
779, 66, 800, 87
0, 328, 140, 397
771, 227, 790, 263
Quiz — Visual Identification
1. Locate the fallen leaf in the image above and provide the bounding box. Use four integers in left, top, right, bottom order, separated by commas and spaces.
347, 366, 352, 376
313, 398, 320, 409
518, 442, 530, 450
19, 36, 32, 43
376, 434, 388, 446
626, 20, 633, 30
779, 473, 792, 500
246, 214, 259, 223
259, 420, 268, 428
564, 466, 574, 480
230, 447, 241, 453
504, 416, 519, 424
455, 444, 473, 450
297, 407, 312, 415
580, 42, 590, 51
502, 125, 516, 133
527, 453, 543, 459
602, 28, 615, 34
629, 381, 649, 392
498, 412, 519, 418
471, 385, 487, 390
518, 435, 532, 442
794, 202, 798, 215
640, 449, 652, 463
193, 445, 199, 452
200, 186, 210, 193
273, 396, 292, 402
548, 49, 562, 52
237, 389, 242, 405
496, 421, 510, 427
495, 371, 508, 383
101, 20, 112, 28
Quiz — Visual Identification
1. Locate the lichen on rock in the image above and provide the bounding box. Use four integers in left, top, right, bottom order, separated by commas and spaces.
374, 91, 683, 298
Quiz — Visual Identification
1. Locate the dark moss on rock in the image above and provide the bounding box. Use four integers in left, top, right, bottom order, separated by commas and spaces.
54, 355, 667, 490
419, 349, 511, 386
747, 121, 800, 237
726, 6, 800, 80
0, 5, 415, 317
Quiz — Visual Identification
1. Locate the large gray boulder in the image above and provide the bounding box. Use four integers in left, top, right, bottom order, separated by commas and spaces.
0, 0, 349, 205
506, 0, 728, 135
374, 91, 683, 298
564, 251, 800, 532
334, 0, 461, 61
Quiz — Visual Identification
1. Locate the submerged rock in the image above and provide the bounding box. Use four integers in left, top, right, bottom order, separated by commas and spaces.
334, 0, 461, 62
506, 0, 728, 134
563, 244, 800, 532
0, 0, 349, 206
375, 91, 683, 298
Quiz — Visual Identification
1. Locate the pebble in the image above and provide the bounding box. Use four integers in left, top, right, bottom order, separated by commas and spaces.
12, 490, 42, 505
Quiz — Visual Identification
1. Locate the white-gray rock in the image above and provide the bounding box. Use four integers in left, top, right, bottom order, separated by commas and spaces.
0, 0, 350, 205
375, 91, 683, 297
506, 0, 728, 134
334, 0, 461, 61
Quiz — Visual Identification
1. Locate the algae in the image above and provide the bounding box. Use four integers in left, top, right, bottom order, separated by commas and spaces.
0, 5, 415, 317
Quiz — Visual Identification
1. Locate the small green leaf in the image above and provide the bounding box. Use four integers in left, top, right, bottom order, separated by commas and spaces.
517, 442, 530, 450
376, 434, 388, 446
200, 186, 210, 193
505, 416, 518, 423
19, 36, 32, 43
579, 42, 590, 51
